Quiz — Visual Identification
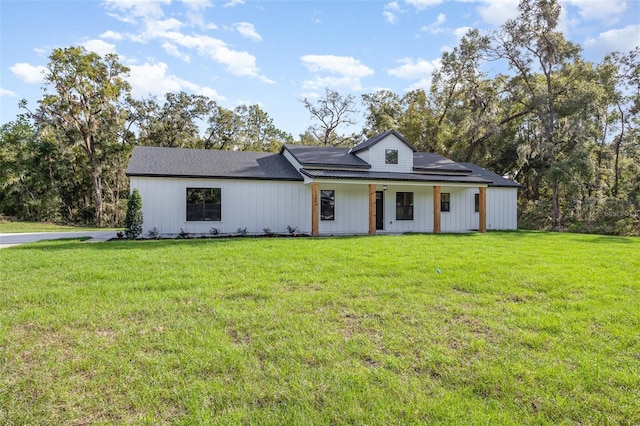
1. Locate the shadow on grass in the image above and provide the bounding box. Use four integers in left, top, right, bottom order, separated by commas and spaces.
3, 230, 637, 254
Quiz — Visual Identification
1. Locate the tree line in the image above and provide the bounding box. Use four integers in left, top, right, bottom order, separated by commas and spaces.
1, 0, 638, 234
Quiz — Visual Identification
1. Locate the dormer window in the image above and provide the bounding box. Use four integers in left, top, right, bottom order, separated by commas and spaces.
385, 149, 398, 164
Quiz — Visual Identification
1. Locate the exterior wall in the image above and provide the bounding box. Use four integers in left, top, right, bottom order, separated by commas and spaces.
355, 134, 415, 173
317, 183, 369, 235
379, 185, 434, 233
438, 186, 518, 231
438, 186, 478, 232
130, 176, 311, 236
131, 176, 518, 236
487, 187, 518, 230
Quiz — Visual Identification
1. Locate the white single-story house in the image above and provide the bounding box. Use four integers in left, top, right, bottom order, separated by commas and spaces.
126, 130, 520, 236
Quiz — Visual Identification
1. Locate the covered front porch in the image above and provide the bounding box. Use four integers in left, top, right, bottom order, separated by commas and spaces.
308, 180, 487, 236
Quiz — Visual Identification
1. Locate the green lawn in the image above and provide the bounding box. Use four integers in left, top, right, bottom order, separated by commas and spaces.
0, 221, 119, 233
1, 232, 638, 424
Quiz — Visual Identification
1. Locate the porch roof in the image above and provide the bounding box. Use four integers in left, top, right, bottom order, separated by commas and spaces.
299, 168, 491, 185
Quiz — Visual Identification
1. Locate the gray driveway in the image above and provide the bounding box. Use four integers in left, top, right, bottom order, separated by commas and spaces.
0, 231, 117, 249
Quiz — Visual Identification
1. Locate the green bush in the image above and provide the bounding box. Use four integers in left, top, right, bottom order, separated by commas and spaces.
124, 189, 143, 240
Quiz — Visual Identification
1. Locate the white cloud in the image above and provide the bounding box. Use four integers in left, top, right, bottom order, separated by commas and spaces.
101, 1, 272, 82
584, 24, 640, 55
1, 87, 17, 97
100, 30, 124, 40
162, 43, 191, 62
476, 0, 520, 27
562, 0, 627, 23
10, 63, 47, 84
234, 22, 262, 41
383, 2, 402, 24
181, 0, 212, 10
161, 31, 273, 82
128, 62, 226, 101
388, 57, 440, 79
224, 0, 244, 7
421, 13, 446, 34
405, 0, 442, 10
81, 39, 117, 55
454, 26, 473, 40
300, 55, 374, 90
388, 57, 441, 91
103, 0, 170, 23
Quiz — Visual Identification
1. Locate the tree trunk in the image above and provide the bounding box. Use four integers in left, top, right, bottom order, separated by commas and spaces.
552, 180, 560, 231
614, 104, 624, 197
91, 158, 104, 227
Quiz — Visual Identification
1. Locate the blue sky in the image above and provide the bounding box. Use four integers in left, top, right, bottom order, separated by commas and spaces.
1, 0, 639, 137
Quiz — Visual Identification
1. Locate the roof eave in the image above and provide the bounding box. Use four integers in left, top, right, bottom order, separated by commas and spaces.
126, 172, 304, 182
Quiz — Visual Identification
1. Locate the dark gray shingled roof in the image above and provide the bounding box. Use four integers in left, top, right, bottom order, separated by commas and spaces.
349, 129, 417, 154
458, 162, 521, 188
413, 152, 472, 174
299, 168, 492, 184
282, 144, 371, 169
126, 146, 304, 181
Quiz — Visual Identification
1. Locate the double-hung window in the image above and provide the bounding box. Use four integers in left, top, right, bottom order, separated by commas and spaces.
396, 192, 413, 220
385, 149, 398, 164
321, 190, 335, 221
186, 188, 221, 221
441, 192, 451, 212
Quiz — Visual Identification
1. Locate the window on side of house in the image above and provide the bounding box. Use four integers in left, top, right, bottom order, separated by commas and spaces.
474, 193, 480, 213
385, 149, 398, 164
186, 188, 221, 221
321, 190, 335, 221
441, 192, 451, 212
396, 192, 413, 220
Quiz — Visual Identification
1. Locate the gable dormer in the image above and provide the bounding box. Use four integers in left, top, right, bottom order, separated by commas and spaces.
349, 130, 417, 173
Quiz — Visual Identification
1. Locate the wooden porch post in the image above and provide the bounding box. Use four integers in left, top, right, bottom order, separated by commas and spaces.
368, 184, 376, 235
311, 182, 319, 236
433, 186, 441, 234
479, 186, 487, 233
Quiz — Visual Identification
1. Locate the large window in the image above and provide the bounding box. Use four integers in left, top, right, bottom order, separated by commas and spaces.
396, 192, 413, 220
385, 149, 398, 164
186, 188, 221, 221
441, 192, 451, 212
321, 190, 335, 221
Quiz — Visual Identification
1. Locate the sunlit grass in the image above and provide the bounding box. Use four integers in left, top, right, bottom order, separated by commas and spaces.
1, 232, 638, 424
0, 221, 120, 233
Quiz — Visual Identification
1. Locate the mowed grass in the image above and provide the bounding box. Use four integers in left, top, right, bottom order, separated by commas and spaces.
0, 232, 638, 425
0, 221, 119, 233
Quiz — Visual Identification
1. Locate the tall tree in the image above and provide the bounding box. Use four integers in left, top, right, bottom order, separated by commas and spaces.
491, 0, 582, 230
204, 104, 292, 151
604, 48, 640, 197
26, 46, 131, 226
129, 92, 214, 148
301, 88, 359, 147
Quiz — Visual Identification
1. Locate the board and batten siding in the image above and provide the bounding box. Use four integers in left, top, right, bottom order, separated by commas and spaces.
317, 183, 370, 234
487, 187, 518, 230
354, 134, 415, 173
130, 176, 310, 236
379, 185, 434, 233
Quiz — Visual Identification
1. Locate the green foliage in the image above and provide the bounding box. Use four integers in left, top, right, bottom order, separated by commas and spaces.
124, 188, 143, 239
1, 233, 638, 423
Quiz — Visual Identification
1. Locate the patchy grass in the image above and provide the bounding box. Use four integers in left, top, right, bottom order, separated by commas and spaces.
0, 221, 120, 233
0, 232, 638, 424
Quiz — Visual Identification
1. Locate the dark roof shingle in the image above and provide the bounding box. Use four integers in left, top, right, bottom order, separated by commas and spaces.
283, 144, 370, 169
349, 130, 417, 153
458, 163, 521, 188
126, 146, 304, 181
413, 152, 472, 173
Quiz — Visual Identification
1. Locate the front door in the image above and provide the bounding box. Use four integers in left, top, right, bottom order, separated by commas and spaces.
376, 191, 384, 230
